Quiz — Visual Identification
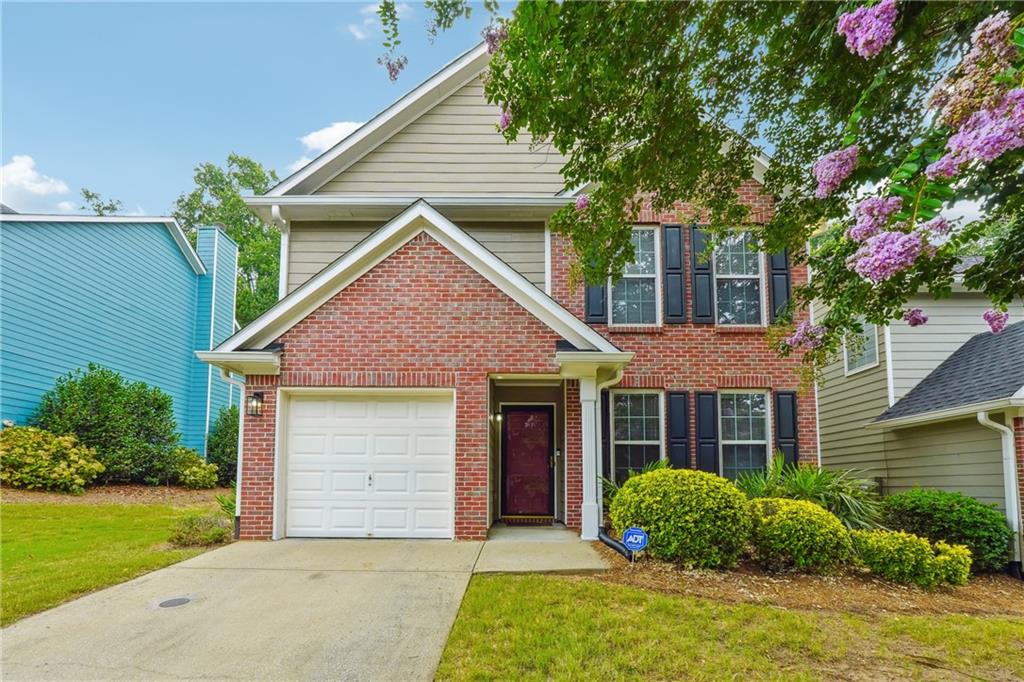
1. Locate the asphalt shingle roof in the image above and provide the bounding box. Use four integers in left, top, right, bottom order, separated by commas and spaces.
875, 320, 1024, 422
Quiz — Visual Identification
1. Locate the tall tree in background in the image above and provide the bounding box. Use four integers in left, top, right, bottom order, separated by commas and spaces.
377, 0, 1024, 370
173, 154, 280, 326
80, 188, 122, 216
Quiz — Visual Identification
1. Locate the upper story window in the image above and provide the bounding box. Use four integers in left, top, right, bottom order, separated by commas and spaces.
844, 319, 879, 374
713, 232, 764, 325
610, 390, 663, 484
719, 391, 770, 480
609, 227, 660, 325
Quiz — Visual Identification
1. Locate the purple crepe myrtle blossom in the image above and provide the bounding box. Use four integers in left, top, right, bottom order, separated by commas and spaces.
964, 12, 1017, 69
903, 308, 928, 327
836, 0, 899, 59
927, 88, 1024, 179
377, 54, 408, 82
813, 145, 859, 198
784, 320, 827, 349
847, 196, 902, 241
983, 309, 1010, 334
849, 229, 928, 283
920, 216, 952, 237
925, 153, 960, 180
483, 24, 508, 55
575, 194, 590, 212
498, 108, 512, 131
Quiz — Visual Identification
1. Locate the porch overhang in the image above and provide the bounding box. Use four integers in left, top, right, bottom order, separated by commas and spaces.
555, 351, 634, 381
195, 350, 281, 376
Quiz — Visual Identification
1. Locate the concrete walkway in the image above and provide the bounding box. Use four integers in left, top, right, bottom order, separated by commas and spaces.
2, 532, 606, 681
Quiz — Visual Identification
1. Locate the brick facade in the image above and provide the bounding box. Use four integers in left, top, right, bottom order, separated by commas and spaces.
1013, 416, 1024, 562
238, 180, 817, 541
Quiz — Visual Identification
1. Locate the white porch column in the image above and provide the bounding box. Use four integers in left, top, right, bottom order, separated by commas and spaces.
579, 375, 600, 540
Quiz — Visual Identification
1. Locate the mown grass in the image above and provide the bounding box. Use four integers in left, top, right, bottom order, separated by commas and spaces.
437, 574, 1024, 681
1, 503, 213, 625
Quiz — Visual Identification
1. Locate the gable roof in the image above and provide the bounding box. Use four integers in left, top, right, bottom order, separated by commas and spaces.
0, 214, 205, 274
212, 199, 620, 354
267, 43, 490, 197
874, 321, 1024, 426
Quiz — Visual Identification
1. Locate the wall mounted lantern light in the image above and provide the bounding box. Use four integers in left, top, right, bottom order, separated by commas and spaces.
246, 392, 264, 417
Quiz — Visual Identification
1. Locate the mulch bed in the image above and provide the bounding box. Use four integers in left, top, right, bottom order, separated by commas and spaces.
587, 542, 1024, 617
1, 485, 232, 507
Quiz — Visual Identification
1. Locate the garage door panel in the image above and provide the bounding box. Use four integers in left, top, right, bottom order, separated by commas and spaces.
285, 395, 453, 539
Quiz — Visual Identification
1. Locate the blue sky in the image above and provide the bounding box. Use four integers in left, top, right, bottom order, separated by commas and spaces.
1, 1, 498, 215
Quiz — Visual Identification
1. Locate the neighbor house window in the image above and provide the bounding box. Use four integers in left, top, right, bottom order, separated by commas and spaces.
610, 227, 659, 325
844, 320, 879, 374
714, 232, 763, 325
611, 391, 663, 484
719, 391, 770, 480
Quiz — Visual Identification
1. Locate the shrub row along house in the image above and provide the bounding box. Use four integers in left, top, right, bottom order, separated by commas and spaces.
0, 213, 240, 453
199, 44, 815, 542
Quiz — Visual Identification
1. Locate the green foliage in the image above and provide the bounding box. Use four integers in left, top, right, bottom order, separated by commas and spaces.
168, 513, 231, 547
0, 426, 104, 494
749, 498, 852, 573
881, 489, 1012, 573
206, 405, 239, 486
79, 188, 122, 216
850, 529, 971, 588
735, 454, 882, 529
609, 468, 750, 568
600, 458, 669, 507
172, 154, 280, 326
33, 364, 180, 484
169, 447, 218, 489
216, 489, 236, 519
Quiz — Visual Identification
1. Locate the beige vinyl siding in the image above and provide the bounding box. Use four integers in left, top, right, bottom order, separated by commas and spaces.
287, 220, 546, 293
315, 76, 567, 195
887, 293, 997, 400
815, 302, 889, 477
881, 416, 1006, 511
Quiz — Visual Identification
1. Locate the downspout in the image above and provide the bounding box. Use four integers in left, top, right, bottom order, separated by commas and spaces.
221, 369, 246, 539
596, 368, 625, 529
271, 205, 289, 301
977, 410, 1022, 576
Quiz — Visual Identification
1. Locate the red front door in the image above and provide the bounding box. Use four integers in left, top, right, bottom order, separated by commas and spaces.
501, 405, 554, 517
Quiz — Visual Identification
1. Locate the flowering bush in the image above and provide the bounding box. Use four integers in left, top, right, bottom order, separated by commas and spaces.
850, 529, 971, 588
847, 196, 903, 241
812, 145, 858, 198
749, 498, 853, 573
848, 229, 929, 283
902, 308, 928, 327
171, 447, 219, 490
836, 0, 899, 59
0, 426, 104, 494
783, 320, 826, 349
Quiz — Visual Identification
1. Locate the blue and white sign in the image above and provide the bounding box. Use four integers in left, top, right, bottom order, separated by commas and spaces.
621, 527, 649, 552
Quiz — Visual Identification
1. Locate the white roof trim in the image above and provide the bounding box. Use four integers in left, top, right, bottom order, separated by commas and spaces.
0, 213, 205, 274
267, 43, 490, 197
195, 350, 281, 376
246, 195, 575, 208
868, 396, 1024, 430
215, 199, 620, 354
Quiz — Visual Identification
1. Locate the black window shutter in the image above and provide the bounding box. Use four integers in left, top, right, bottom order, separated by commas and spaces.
666, 392, 690, 468
774, 391, 799, 465
663, 224, 686, 323
600, 391, 611, 480
695, 391, 718, 473
769, 250, 792, 322
585, 281, 607, 323
691, 226, 714, 323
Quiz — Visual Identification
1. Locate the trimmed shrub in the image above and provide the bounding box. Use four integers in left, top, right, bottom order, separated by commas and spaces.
735, 454, 882, 529
169, 513, 231, 546
749, 498, 852, 573
171, 447, 218, 489
33, 364, 180, 484
0, 426, 105, 494
206, 405, 239, 486
609, 468, 751, 568
850, 529, 972, 588
881, 489, 1012, 572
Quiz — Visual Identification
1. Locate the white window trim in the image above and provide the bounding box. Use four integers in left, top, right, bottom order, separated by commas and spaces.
607, 226, 662, 327
717, 389, 773, 478
609, 389, 666, 481
843, 321, 880, 376
711, 232, 768, 327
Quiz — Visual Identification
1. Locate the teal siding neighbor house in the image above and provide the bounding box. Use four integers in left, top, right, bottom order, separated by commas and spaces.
0, 214, 240, 453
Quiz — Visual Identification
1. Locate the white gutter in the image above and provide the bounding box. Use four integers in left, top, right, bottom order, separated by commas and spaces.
595, 367, 626, 524
977, 411, 1022, 564
271, 205, 289, 300
868, 397, 1024, 430
219, 369, 246, 527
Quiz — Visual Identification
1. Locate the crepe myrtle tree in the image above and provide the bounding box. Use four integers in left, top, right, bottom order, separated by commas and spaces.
377, 1, 1024, 371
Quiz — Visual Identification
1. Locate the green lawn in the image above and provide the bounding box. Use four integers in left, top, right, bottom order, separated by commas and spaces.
1, 503, 213, 626
437, 574, 1024, 681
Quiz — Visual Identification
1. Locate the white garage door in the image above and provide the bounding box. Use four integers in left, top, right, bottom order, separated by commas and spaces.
285, 394, 454, 538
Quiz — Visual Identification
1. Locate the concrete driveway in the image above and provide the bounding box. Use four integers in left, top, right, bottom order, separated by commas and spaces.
2, 540, 484, 682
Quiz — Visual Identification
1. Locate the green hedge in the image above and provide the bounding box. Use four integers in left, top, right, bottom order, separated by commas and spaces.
749, 498, 852, 573
609, 468, 750, 568
206, 405, 239, 486
0, 426, 105, 494
851, 529, 971, 588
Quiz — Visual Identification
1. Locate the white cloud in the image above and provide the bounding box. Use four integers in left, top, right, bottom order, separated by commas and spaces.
344, 3, 412, 41
124, 204, 147, 217
56, 200, 75, 213
347, 23, 369, 40
287, 121, 364, 174
0, 155, 72, 213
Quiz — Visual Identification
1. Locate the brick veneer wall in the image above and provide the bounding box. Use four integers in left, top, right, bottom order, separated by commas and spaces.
240, 233, 571, 540
549, 181, 818, 467
1014, 416, 1024, 561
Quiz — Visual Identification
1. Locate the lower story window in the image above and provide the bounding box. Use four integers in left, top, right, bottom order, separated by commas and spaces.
611, 391, 662, 484
719, 391, 769, 480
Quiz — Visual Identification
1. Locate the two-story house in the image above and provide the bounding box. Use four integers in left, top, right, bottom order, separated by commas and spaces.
199, 43, 816, 542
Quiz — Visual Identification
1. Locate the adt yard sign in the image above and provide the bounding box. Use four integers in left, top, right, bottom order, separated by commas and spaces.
622, 527, 649, 553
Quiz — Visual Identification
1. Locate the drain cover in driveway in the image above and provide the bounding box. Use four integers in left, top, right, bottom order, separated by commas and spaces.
158, 597, 190, 608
